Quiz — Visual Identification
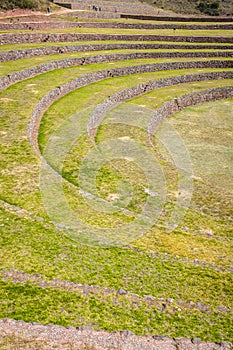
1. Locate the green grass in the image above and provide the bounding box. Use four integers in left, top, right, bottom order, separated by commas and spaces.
0, 40, 232, 52
56, 82, 233, 267
0, 19, 233, 344
0, 0, 59, 11
1, 206, 232, 304
1, 61, 232, 247
1, 49, 233, 78
145, 0, 233, 16
1, 278, 233, 341
1, 27, 233, 37
0, 203, 233, 342
38, 67, 233, 149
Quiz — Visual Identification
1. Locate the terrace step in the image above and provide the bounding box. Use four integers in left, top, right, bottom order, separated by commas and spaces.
120, 14, 233, 22
1, 43, 232, 62
1, 198, 231, 272
1, 32, 233, 45
2, 268, 233, 316
0, 21, 232, 30
0, 318, 232, 350
1, 8, 232, 346
1, 52, 233, 91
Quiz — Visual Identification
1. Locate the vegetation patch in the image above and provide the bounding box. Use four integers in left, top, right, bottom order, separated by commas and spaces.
0, 8, 232, 347
0, 0, 50, 11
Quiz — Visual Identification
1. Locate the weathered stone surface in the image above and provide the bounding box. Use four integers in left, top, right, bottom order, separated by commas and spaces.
1, 318, 231, 349
0, 21, 232, 31
0, 32, 232, 45
25, 64, 233, 154
1, 43, 232, 62
1, 53, 233, 92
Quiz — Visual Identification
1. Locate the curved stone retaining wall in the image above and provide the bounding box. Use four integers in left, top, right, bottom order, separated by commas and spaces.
1, 43, 233, 63
1, 33, 233, 45
1, 52, 232, 91
0, 21, 232, 31
28, 64, 233, 153
87, 72, 233, 139
148, 86, 233, 135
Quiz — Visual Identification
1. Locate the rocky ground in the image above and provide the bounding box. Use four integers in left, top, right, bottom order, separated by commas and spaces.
0, 8, 71, 19
0, 318, 232, 350
0, 9, 46, 18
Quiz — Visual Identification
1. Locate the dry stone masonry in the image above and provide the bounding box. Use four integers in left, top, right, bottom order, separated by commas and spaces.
148, 86, 233, 135
0, 21, 232, 31
87, 75, 233, 139
1, 33, 233, 45
27, 65, 233, 153
1, 53, 233, 91
1, 43, 233, 62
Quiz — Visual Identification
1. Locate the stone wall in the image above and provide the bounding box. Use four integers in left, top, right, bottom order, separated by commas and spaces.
28, 66, 233, 153
0, 21, 232, 31
68, 11, 120, 19
54, 2, 72, 8
1, 53, 233, 92
1, 43, 233, 63
68, 0, 156, 13
87, 72, 233, 138
120, 14, 233, 22
70, 0, 152, 8
148, 86, 233, 135
1, 33, 233, 45
55, 0, 152, 3
70, 3, 157, 14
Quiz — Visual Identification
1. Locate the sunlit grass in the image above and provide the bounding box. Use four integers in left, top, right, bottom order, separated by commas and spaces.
1, 27, 233, 36
1, 21, 232, 343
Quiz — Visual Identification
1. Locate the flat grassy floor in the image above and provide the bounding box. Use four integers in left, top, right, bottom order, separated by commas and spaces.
0, 22, 233, 344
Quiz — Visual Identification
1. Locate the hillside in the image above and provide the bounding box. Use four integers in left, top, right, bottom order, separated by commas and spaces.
0, 0, 49, 11
1, 0, 232, 16
145, 0, 233, 16
0, 0, 232, 348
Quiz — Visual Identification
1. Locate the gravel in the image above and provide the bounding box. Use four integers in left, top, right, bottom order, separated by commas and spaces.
0, 319, 232, 350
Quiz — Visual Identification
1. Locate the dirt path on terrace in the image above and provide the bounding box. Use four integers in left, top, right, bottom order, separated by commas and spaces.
0, 319, 232, 350
0, 8, 72, 20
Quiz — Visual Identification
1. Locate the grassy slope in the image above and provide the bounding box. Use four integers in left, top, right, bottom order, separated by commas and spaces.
0, 13, 233, 345
144, 0, 233, 16
1, 0, 232, 15
0, 0, 53, 11
1, 63, 232, 340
